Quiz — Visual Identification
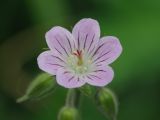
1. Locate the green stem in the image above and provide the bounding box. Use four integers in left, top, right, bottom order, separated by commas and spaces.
65, 89, 81, 108
73, 89, 81, 108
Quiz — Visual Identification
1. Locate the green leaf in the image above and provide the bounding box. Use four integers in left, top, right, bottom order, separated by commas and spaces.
17, 73, 57, 103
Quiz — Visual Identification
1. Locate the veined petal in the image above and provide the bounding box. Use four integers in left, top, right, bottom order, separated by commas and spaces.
72, 18, 100, 54
85, 66, 114, 86
56, 68, 86, 88
37, 51, 65, 75
92, 36, 122, 65
45, 26, 76, 57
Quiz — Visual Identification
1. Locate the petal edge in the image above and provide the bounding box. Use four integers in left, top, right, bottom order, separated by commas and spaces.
56, 68, 86, 88
85, 66, 114, 86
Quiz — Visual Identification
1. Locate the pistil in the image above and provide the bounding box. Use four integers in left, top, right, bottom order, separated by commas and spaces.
73, 50, 83, 66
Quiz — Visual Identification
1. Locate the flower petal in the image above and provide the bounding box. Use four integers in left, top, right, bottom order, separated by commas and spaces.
72, 18, 100, 54
45, 26, 76, 57
37, 51, 65, 75
92, 36, 122, 65
56, 68, 86, 88
85, 66, 114, 86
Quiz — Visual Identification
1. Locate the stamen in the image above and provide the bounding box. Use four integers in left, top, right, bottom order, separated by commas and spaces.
67, 49, 91, 75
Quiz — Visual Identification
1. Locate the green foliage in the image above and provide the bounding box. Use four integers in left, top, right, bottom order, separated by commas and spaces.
58, 106, 80, 120
79, 84, 96, 97
95, 88, 118, 120
17, 73, 57, 102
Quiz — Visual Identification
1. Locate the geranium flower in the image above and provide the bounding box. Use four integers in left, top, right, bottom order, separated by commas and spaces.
37, 18, 122, 88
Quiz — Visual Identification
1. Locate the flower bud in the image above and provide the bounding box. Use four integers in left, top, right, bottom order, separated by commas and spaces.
79, 84, 95, 97
17, 73, 57, 103
58, 106, 80, 120
95, 88, 118, 120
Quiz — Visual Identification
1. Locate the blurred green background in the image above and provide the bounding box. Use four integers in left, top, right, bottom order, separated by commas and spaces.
0, 0, 160, 120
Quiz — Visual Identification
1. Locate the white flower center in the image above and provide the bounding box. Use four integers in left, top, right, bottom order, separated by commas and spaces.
66, 50, 94, 75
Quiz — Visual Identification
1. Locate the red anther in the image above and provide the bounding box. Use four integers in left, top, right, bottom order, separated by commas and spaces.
72, 50, 83, 65
77, 50, 80, 56
73, 50, 82, 57
73, 52, 78, 56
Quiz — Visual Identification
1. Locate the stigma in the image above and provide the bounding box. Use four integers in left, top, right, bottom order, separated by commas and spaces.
73, 50, 83, 66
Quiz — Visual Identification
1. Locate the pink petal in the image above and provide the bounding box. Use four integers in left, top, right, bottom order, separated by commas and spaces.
85, 66, 114, 86
92, 36, 122, 65
72, 18, 100, 54
37, 51, 65, 75
45, 26, 75, 57
56, 68, 86, 88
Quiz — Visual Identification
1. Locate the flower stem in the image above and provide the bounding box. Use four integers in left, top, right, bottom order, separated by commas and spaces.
65, 89, 81, 108
74, 89, 81, 108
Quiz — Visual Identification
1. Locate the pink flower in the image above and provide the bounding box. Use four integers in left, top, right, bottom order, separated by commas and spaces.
37, 18, 122, 88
